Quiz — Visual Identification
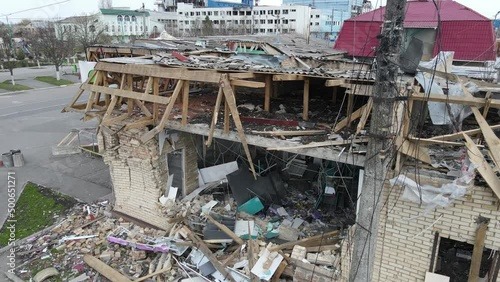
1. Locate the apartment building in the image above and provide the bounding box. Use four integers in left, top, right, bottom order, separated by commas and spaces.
153, 3, 314, 36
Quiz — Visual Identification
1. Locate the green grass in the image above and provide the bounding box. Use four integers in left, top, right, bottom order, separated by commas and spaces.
0, 80, 32, 91
35, 76, 74, 86
0, 182, 77, 247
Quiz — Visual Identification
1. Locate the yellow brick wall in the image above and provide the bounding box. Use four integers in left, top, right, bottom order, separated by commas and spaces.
372, 173, 500, 282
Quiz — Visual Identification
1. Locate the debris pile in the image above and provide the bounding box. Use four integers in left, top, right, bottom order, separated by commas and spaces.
7, 178, 352, 281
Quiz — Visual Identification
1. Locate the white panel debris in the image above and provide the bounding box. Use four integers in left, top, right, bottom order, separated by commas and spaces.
199, 161, 239, 184
390, 174, 468, 208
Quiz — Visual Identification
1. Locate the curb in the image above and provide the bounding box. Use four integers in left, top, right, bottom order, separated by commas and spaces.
0, 83, 81, 97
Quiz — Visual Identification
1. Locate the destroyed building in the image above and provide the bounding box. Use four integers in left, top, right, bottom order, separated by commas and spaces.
59, 34, 500, 281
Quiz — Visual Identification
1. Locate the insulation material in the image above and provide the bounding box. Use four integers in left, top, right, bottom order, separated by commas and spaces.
390, 174, 469, 209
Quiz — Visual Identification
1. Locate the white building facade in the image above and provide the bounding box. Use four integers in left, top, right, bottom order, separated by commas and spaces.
99, 8, 152, 43
152, 3, 314, 37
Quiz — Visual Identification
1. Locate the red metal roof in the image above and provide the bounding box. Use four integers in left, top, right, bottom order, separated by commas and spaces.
334, 0, 496, 61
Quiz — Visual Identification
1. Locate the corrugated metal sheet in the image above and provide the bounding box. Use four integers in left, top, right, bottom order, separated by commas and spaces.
433, 21, 496, 61
334, 21, 381, 57
335, 0, 496, 61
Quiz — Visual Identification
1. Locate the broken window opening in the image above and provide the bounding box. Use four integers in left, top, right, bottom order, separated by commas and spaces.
435, 237, 498, 281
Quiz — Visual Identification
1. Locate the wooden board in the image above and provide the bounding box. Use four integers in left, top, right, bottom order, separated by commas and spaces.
84, 255, 131, 282
81, 84, 171, 105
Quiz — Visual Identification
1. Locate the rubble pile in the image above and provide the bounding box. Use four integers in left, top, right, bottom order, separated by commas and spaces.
8, 185, 350, 281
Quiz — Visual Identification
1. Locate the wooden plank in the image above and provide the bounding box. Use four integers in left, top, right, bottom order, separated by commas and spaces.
125, 117, 154, 129
462, 83, 500, 167
230, 79, 265, 88
430, 125, 500, 141
81, 84, 172, 105
101, 96, 119, 124
95, 62, 222, 83
325, 79, 345, 87
303, 78, 310, 120
101, 113, 129, 126
356, 97, 373, 135
228, 72, 257, 79
334, 103, 368, 133
463, 134, 500, 200
410, 93, 500, 109
251, 130, 326, 136
180, 226, 235, 282
264, 75, 272, 112
482, 91, 492, 118
346, 93, 354, 127
221, 75, 257, 179
269, 230, 340, 252
272, 74, 305, 81
84, 255, 131, 282
153, 77, 160, 123
406, 137, 464, 146
396, 136, 432, 164
85, 71, 101, 113
206, 87, 224, 147
222, 245, 242, 267
134, 100, 152, 117
134, 266, 171, 282
468, 221, 488, 282
205, 214, 244, 245
140, 80, 184, 143
305, 244, 340, 253
182, 80, 189, 126
271, 261, 288, 282
224, 96, 230, 133
267, 138, 368, 151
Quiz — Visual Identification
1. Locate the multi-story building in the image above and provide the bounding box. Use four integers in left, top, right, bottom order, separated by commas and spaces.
99, 8, 152, 43
282, 0, 368, 39
154, 3, 313, 37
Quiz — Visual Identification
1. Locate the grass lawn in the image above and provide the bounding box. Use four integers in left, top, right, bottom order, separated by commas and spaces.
0, 80, 32, 91
0, 182, 77, 247
35, 76, 74, 86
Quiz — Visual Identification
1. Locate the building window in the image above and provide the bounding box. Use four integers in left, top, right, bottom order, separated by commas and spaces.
315, 22, 319, 25
196, 12, 200, 16
275, 10, 280, 14
283, 19, 288, 24
220, 20, 225, 24
130, 25, 133, 31
185, 20, 189, 24
316, 15, 320, 18
246, 20, 251, 24
267, 28, 273, 32
239, 11, 244, 15
214, 11, 218, 16
232, 11, 237, 15
208, 11, 212, 16
118, 25, 121, 31
260, 28, 265, 32
260, 19, 265, 24
291, 9, 296, 12
246, 11, 251, 15
260, 10, 265, 15
214, 20, 219, 24
117, 15, 123, 22
105, 25, 109, 32
124, 15, 130, 21
290, 19, 296, 22
112, 25, 115, 32
268, 10, 273, 15
283, 9, 288, 14
190, 12, 194, 16
202, 11, 206, 16
135, 25, 138, 31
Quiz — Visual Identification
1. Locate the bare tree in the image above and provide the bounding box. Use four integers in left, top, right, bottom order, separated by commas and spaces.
0, 24, 17, 85
73, 14, 111, 59
98, 0, 113, 9
30, 22, 75, 81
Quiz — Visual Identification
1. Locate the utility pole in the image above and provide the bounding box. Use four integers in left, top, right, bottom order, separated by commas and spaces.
349, 0, 407, 281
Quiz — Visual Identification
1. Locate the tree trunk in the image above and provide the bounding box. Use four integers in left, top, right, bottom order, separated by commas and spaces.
37, 59, 40, 68
11, 75, 15, 86
349, 0, 407, 281
55, 65, 60, 81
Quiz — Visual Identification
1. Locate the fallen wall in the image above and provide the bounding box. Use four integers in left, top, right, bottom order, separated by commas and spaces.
99, 123, 198, 230
373, 173, 500, 281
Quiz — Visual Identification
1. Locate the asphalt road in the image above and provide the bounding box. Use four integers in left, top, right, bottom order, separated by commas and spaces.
0, 85, 112, 244
0, 65, 80, 90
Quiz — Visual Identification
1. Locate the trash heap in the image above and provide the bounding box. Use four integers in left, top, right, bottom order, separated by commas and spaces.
6, 168, 352, 282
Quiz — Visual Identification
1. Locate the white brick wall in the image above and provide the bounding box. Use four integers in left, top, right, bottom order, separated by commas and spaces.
371, 173, 500, 282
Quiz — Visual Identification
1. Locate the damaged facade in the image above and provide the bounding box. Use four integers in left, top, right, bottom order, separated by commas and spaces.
59, 33, 500, 281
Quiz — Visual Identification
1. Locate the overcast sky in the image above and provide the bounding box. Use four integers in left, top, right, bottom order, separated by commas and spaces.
0, 0, 499, 22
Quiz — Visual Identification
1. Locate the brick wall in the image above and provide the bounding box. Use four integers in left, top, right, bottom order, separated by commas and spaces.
372, 173, 500, 282
99, 123, 199, 230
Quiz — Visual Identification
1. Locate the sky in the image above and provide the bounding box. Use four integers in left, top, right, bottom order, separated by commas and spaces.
0, 0, 499, 22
